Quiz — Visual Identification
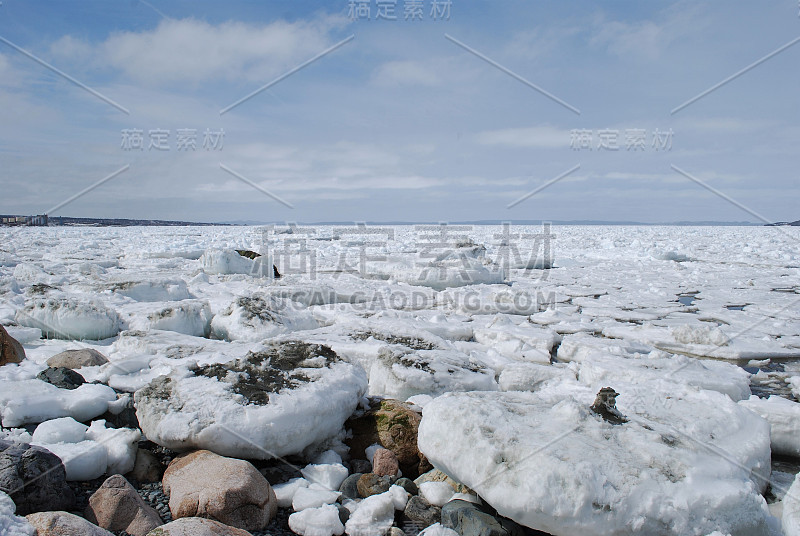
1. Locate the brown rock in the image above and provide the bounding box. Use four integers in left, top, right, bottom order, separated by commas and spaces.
0, 325, 25, 366
85, 474, 162, 536
346, 399, 424, 478
146, 517, 253, 536
371, 448, 399, 477
162, 450, 277, 532
26, 511, 114, 536
356, 473, 393, 498
47, 348, 108, 369
129, 448, 164, 483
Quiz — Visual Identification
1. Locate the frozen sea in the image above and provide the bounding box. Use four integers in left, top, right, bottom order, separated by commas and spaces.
2, 224, 800, 535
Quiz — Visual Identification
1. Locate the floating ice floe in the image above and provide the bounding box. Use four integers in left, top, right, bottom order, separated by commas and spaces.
210, 295, 318, 342
15, 297, 121, 340
418, 382, 772, 536
29, 417, 140, 480
134, 340, 367, 459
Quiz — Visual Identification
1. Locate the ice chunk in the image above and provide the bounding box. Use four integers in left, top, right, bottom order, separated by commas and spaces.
274, 478, 310, 508
419, 481, 454, 507
292, 486, 341, 511
344, 490, 396, 536
418, 385, 771, 535
0, 380, 117, 427
0, 490, 34, 536
739, 395, 800, 457
16, 297, 120, 340
288, 503, 344, 536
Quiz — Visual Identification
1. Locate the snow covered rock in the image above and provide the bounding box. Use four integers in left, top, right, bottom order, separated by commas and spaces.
0, 440, 75, 515
0, 325, 25, 366
134, 340, 367, 459
84, 474, 163, 536
47, 348, 109, 369
0, 490, 34, 536
418, 386, 772, 536
210, 295, 318, 341
0, 379, 118, 427
739, 395, 800, 457
15, 297, 121, 340
162, 450, 277, 532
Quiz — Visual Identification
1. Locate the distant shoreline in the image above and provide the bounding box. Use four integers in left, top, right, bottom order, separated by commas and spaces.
2, 216, 796, 227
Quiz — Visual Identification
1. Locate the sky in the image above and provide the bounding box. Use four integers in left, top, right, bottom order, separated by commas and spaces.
0, 0, 798, 224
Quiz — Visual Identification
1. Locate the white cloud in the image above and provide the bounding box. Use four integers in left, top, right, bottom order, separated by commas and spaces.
475, 126, 570, 148
372, 60, 442, 87
82, 16, 344, 85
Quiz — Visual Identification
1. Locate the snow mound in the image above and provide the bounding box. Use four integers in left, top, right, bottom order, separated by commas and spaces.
418, 385, 771, 536
134, 340, 367, 459
211, 295, 318, 342
0, 379, 118, 427
15, 297, 121, 340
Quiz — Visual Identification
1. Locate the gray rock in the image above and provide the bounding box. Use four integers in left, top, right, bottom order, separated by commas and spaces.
101, 394, 140, 430
339, 473, 363, 500
36, 366, 85, 390
85, 474, 163, 536
441, 500, 528, 536
336, 503, 350, 525
356, 473, 394, 498
26, 511, 114, 536
0, 440, 75, 515
395, 477, 419, 496
46, 348, 109, 369
0, 325, 25, 366
350, 459, 372, 475
404, 495, 441, 527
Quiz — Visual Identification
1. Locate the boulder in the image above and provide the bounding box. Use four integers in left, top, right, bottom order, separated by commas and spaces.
162, 450, 277, 532
338, 473, 362, 500
346, 399, 425, 478
0, 325, 25, 366
0, 440, 75, 515
36, 367, 85, 390
46, 348, 108, 369
145, 517, 253, 536
26, 511, 113, 536
85, 474, 162, 536
135, 340, 367, 460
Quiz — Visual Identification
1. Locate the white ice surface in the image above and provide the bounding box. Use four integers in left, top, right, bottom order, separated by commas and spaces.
739, 395, 800, 458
